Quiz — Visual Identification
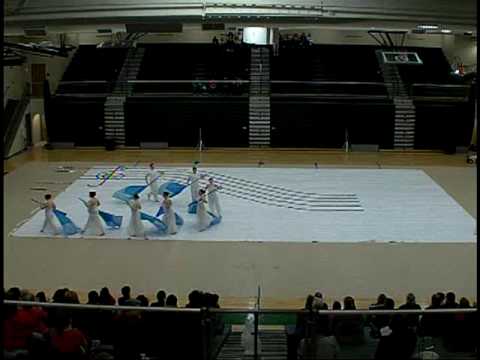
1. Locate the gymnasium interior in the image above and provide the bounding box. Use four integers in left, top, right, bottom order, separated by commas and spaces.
3, 0, 478, 359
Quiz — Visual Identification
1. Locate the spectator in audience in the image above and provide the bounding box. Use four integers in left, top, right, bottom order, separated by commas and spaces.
87, 290, 100, 305
64, 290, 80, 304
374, 314, 417, 359
332, 301, 341, 310
333, 296, 365, 345
118, 286, 131, 306
151, 290, 166, 307
50, 311, 88, 359
186, 290, 203, 308
3, 291, 49, 356
166, 294, 178, 307
52, 288, 69, 303
136, 295, 149, 307
35, 291, 47, 303
99, 287, 115, 306
370, 294, 387, 309
398, 293, 421, 328
6, 287, 21, 300
442, 291, 458, 308
295, 294, 314, 340
419, 293, 443, 337
436, 292, 446, 306
312, 292, 330, 335
212, 36, 219, 45
448, 297, 476, 351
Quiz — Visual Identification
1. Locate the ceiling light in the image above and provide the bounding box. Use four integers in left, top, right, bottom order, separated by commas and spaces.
417, 24, 439, 30
441, 29, 452, 34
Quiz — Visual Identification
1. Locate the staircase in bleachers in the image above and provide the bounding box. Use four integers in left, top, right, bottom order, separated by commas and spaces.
379, 58, 416, 149
216, 328, 287, 360
104, 47, 145, 146
249, 47, 271, 147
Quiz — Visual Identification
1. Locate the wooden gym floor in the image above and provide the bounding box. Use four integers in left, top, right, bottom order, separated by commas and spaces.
3, 147, 477, 308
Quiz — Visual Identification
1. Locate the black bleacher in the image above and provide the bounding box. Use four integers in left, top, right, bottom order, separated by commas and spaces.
271, 45, 383, 82
56, 45, 128, 94
396, 47, 456, 85
46, 96, 106, 146
125, 96, 249, 147
271, 98, 394, 148
134, 43, 250, 94
270, 44, 393, 148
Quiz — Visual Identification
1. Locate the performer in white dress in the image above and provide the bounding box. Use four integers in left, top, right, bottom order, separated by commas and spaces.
206, 177, 222, 217
145, 163, 162, 202
187, 167, 201, 203
127, 194, 146, 238
161, 192, 177, 235
196, 189, 212, 231
40, 194, 61, 235
83, 192, 105, 236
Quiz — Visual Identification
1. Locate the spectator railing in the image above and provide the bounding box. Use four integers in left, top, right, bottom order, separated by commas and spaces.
5, 300, 477, 360
271, 80, 390, 99
408, 83, 471, 101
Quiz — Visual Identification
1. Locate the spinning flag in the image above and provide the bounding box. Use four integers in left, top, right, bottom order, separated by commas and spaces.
208, 212, 222, 227
158, 181, 187, 197
155, 206, 184, 226
53, 209, 81, 236
79, 198, 123, 229
187, 200, 198, 214
140, 212, 167, 232
113, 185, 148, 202
113, 175, 163, 202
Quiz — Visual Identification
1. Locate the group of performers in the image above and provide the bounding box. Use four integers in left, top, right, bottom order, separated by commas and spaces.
37, 164, 222, 239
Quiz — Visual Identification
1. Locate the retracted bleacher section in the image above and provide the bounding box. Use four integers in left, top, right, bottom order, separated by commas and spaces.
45, 42, 473, 150
271, 44, 393, 148
394, 47, 474, 150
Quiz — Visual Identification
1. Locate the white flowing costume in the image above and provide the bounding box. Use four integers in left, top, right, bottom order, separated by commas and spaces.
162, 198, 177, 234
41, 199, 61, 235
127, 199, 145, 238
188, 173, 200, 202
206, 182, 222, 217
146, 169, 161, 202
83, 198, 105, 236
196, 193, 212, 231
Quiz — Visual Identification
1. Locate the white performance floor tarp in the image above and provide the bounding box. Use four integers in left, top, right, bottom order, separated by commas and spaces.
12, 167, 476, 243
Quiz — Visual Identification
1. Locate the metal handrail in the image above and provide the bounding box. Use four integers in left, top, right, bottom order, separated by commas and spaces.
412, 83, 470, 89
5, 301, 477, 315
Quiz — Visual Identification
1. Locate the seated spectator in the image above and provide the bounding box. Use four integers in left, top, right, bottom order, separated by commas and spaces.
151, 290, 166, 307
166, 294, 178, 308
87, 291, 99, 305
136, 295, 149, 307
436, 292, 446, 306
50, 311, 88, 359
113, 304, 144, 360
419, 293, 443, 337
447, 297, 476, 351
64, 290, 80, 304
442, 292, 458, 308
118, 286, 131, 306
6, 287, 22, 300
398, 293, 421, 329
3, 291, 49, 355
312, 292, 330, 335
52, 288, 69, 303
374, 314, 417, 360
295, 295, 314, 340
99, 287, 115, 306
298, 330, 340, 359
332, 301, 341, 310
35, 292, 47, 303
186, 290, 203, 308
333, 296, 365, 345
